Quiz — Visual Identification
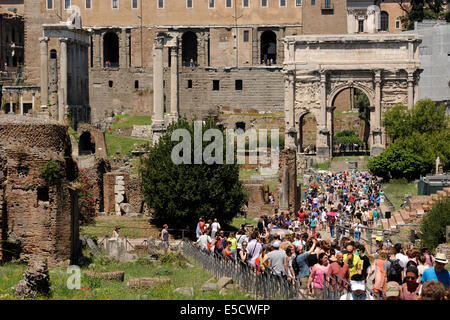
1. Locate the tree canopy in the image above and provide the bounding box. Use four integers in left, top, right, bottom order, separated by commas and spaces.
139, 118, 247, 229
368, 99, 450, 181
396, 0, 450, 30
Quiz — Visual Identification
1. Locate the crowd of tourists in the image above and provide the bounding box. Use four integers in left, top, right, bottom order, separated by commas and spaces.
193, 171, 449, 300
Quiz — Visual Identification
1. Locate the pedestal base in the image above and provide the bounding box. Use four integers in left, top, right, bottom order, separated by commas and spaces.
151, 121, 166, 143
316, 146, 331, 159
370, 146, 384, 156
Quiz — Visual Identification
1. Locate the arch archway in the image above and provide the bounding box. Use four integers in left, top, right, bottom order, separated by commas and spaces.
260, 31, 277, 65
330, 87, 371, 155
182, 31, 198, 67
79, 132, 96, 155
103, 32, 119, 67
298, 112, 318, 154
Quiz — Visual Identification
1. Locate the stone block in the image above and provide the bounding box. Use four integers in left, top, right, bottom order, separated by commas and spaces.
127, 277, 171, 289
84, 271, 125, 282
201, 282, 218, 291
174, 287, 194, 297
217, 276, 233, 289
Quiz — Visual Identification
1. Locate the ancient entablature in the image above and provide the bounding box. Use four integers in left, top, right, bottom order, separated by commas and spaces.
282, 33, 422, 160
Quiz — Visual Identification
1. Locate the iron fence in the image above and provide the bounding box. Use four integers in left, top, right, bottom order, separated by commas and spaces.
182, 240, 384, 300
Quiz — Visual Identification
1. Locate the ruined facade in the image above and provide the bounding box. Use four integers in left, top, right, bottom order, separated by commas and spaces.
0, 0, 414, 131
0, 115, 79, 265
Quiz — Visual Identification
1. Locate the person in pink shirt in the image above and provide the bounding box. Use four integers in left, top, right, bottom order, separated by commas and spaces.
308, 252, 330, 299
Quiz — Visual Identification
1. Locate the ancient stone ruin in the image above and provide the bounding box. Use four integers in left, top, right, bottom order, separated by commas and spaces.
12, 258, 51, 299
0, 115, 80, 265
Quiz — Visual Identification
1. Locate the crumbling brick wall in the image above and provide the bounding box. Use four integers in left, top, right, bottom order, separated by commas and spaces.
0, 115, 79, 266
103, 171, 144, 214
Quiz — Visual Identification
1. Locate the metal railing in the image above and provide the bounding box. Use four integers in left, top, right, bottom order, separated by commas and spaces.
182, 240, 383, 300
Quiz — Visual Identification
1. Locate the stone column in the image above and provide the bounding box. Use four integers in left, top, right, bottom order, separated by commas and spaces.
120, 28, 128, 68
414, 72, 420, 105
151, 35, 166, 141
32, 92, 36, 110
372, 69, 383, 156
169, 44, 179, 122
94, 33, 102, 68
284, 69, 297, 150
316, 70, 330, 159
39, 37, 49, 107
407, 70, 414, 110
9, 93, 13, 114
59, 38, 68, 123
19, 92, 23, 115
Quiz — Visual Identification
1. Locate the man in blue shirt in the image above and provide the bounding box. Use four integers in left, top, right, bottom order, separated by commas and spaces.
421, 253, 450, 288
294, 239, 318, 293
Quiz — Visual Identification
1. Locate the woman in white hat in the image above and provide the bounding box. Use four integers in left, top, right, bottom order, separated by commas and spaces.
420, 252, 449, 288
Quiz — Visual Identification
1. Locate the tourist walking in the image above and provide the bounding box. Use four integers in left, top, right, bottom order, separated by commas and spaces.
161, 224, 169, 253
308, 252, 330, 299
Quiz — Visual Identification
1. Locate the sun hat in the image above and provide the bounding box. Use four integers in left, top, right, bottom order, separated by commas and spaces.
376, 237, 382, 242
385, 281, 401, 297
350, 280, 366, 292
272, 241, 281, 249
435, 252, 448, 264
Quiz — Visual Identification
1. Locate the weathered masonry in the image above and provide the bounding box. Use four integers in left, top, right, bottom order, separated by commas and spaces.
282, 34, 422, 160
0, 115, 80, 265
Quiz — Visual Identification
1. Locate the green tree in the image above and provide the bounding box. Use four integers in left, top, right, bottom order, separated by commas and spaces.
333, 130, 363, 146
369, 99, 449, 181
419, 198, 450, 252
139, 118, 247, 229
397, 0, 448, 30
383, 104, 411, 142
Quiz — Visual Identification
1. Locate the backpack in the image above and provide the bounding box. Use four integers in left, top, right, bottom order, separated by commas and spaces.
387, 258, 403, 282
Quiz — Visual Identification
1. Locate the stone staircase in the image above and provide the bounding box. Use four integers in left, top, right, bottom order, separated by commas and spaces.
381, 187, 450, 231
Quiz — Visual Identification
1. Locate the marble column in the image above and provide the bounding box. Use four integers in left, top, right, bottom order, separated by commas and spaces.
169, 44, 179, 122
407, 70, 414, 110
151, 35, 166, 141
414, 72, 420, 105
284, 70, 297, 150
9, 93, 13, 114
39, 37, 49, 107
371, 69, 384, 156
316, 70, 330, 159
59, 38, 68, 123
19, 92, 23, 115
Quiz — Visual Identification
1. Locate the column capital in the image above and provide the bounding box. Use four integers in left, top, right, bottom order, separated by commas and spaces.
374, 69, 382, 84
319, 69, 328, 83
59, 38, 69, 44
39, 37, 49, 43
154, 36, 165, 49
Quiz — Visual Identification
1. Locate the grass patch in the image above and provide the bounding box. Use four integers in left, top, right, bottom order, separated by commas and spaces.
80, 216, 157, 240
111, 114, 152, 131
313, 161, 331, 170
105, 132, 150, 157
382, 179, 418, 210
0, 252, 252, 300
332, 155, 369, 162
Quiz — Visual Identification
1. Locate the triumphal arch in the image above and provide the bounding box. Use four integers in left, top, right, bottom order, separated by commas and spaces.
282, 34, 422, 160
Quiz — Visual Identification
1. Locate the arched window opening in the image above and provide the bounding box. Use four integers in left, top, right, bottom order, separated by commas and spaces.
103, 32, 119, 67
380, 11, 389, 31
182, 31, 198, 67
261, 30, 277, 65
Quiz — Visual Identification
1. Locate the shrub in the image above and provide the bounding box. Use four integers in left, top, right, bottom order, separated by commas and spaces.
78, 169, 98, 225
40, 161, 62, 185
419, 197, 450, 252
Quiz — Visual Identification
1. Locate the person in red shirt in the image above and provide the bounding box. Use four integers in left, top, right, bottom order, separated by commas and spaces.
298, 210, 306, 232
328, 251, 350, 297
